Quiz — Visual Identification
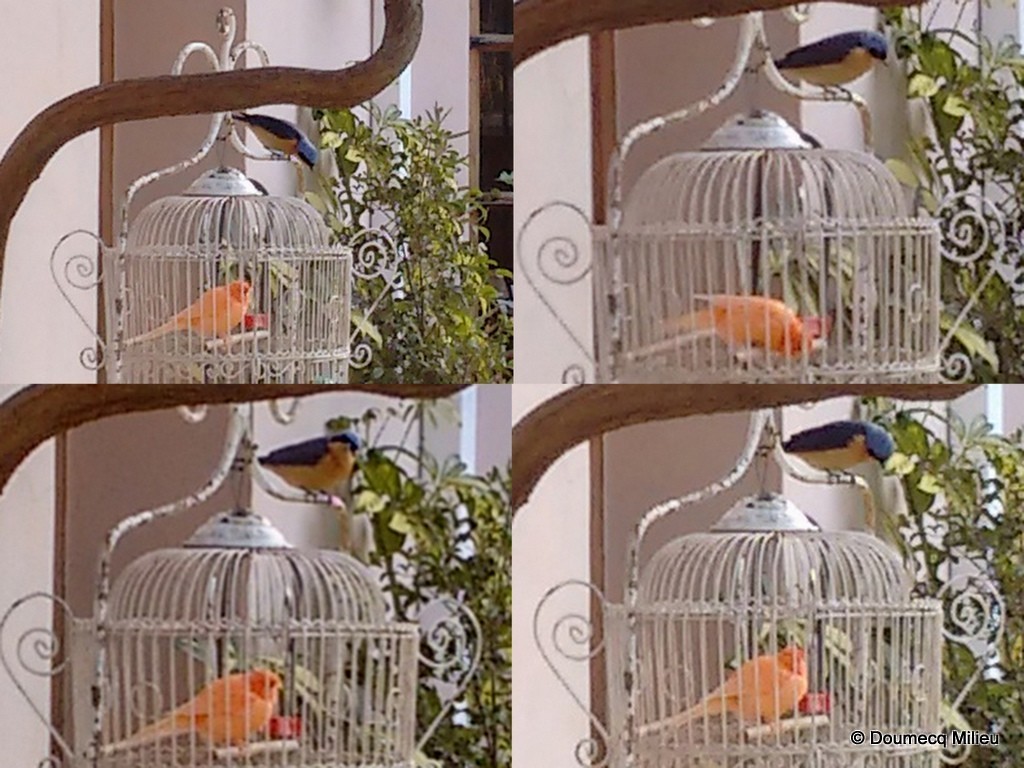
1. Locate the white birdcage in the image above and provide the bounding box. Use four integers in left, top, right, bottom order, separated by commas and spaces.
595, 110, 942, 383
533, 410, 1001, 768
108, 168, 353, 384
51, 8, 398, 383
604, 494, 943, 768
95, 509, 419, 767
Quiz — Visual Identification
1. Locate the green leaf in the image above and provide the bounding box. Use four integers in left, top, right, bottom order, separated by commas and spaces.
940, 314, 999, 372
917, 472, 942, 495
304, 191, 328, 215
885, 451, 917, 476
942, 95, 971, 117
355, 489, 387, 514
908, 72, 941, 98
885, 158, 921, 189
351, 310, 384, 347
941, 699, 972, 732
389, 511, 414, 535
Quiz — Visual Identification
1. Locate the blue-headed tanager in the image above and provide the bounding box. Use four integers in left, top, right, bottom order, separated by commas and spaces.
258, 431, 361, 494
782, 420, 894, 472
774, 30, 888, 87
232, 112, 319, 168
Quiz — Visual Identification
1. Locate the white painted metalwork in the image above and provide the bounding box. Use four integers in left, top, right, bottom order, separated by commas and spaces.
533, 409, 999, 767
95, 524, 420, 767
0, 399, 482, 767
50, 7, 400, 383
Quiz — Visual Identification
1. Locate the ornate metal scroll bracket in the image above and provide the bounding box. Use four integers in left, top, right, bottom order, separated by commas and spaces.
119, 7, 272, 238
416, 597, 483, 752
937, 190, 1016, 382
937, 573, 1004, 765
49, 230, 109, 373
533, 580, 611, 768
516, 201, 595, 383
607, 9, 872, 232
347, 226, 403, 372
0, 592, 77, 765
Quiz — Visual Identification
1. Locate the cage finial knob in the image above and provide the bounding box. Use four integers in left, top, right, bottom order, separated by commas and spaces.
711, 492, 820, 532
184, 508, 292, 549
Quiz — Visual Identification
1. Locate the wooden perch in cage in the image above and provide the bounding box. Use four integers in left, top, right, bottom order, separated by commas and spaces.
744, 714, 829, 740
639, 710, 828, 739
205, 329, 272, 350
214, 738, 301, 761
100, 736, 300, 759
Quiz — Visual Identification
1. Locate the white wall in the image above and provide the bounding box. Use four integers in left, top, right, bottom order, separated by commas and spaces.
512, 384, 591, 768
797, 3, 881, 151
0, 387, 57, 766
780, 396, 864, 530
513, 39, 594, 383
0, 2, 99, 383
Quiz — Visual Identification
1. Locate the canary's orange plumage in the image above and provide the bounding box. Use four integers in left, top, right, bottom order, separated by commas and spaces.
644, 646, 808, 733
671, 295, 825, 357
129, 280, 252, 345
125, 668, 281, 747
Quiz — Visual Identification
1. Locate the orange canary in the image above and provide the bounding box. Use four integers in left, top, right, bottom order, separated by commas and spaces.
129, 280, 252, 345
670, 295, 826, 357
642, 646, 808, 733
125, 668, 282, 747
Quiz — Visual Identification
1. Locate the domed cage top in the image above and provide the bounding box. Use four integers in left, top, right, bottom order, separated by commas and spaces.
107, 169, 354, 384
594, 111, 942, 384
98, 529, 420, 767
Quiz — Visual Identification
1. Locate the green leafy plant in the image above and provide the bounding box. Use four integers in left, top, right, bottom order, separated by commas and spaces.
862, 396, 1024, 765
881, 7, 1024, 379
328, 403, 511, 768
308, 104, 513, 383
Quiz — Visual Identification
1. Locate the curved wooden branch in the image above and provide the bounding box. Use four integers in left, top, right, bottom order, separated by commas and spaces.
514, 0, 923, 66
0, 0, 422, 323
0, 383, 463, 499
511, 383, 977, 512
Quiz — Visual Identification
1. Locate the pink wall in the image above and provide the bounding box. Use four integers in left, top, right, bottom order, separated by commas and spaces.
64, 408, 236, 616
0, 1, 99, 383
603, 410, 782, 602
615, 12, 799, 195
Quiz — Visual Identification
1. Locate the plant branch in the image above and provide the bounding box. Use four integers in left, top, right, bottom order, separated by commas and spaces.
512, 384, 977, 512
0, 383, 464, 501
